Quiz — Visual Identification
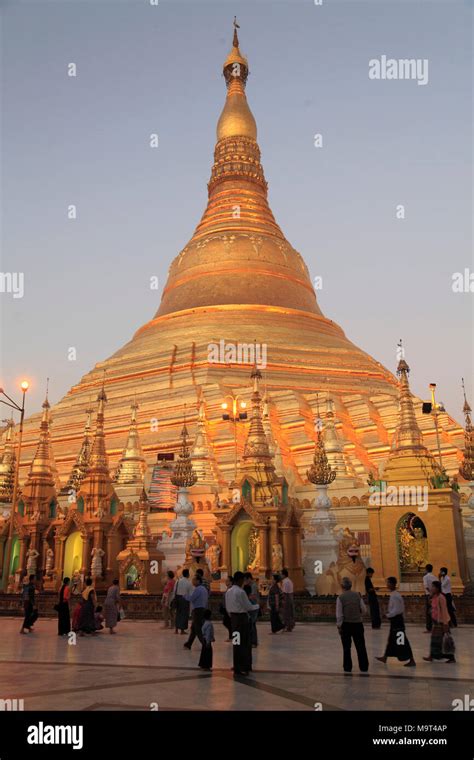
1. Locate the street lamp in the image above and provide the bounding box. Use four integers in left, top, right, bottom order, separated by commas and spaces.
422, 382, 445, 469
221, 395, 248, 483
0, 380, 29, 590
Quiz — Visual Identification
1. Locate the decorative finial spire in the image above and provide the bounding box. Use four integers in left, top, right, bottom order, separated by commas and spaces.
87, 376, 109, 473
460, 378, 473, 481
233, 16, 240, 47
243, 360, 272, 465
171, 410, 198, 488
190, 400, 218, 485
250, 341, 262, 392
393, 355, 424, 451
25, 383, 55, 487
221, 16, 250, 99
63, 406, 94, 494
0, 418, 16, 503
114, 399, 146, 486
307, 416, 337, 486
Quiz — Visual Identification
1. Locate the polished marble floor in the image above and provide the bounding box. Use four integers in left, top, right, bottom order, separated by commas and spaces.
0, 618, 472, 711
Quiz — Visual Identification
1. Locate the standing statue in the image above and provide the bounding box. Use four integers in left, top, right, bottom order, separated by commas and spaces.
26, 547, 40, 576
247, 526, 261, 572
45, 548, 54, 576
90, 547, 105, 578
71, 570, 82, 594
271, 542, 283, 574
206, 542, 221, 574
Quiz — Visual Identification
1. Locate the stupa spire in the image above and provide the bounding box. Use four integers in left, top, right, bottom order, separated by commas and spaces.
393, 355, 425, 452
459, 378, 473, 482
114, 399, 147, 486
242, 362, 274, 469
323, 397, 352, 478
25, 386, 55, 487
0, 419, 16, 503
171, 414, 198, 488
190, 400, 219, 484
152, 22, 322, 321
307, 399, 337, 486
88, 380, 109, 474
63, 406, 93, 494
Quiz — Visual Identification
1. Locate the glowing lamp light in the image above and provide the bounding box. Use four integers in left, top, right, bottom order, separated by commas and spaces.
221, 402, 228, 410
20, 381, 29, 391
240, 402, 247, 409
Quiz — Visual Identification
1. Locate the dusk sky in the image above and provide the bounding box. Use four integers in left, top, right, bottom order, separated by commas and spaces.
0, 0, 472, 420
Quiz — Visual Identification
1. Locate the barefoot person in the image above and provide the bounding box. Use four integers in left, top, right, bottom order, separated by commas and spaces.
79, 577, 97, 635
174, 569, 192, 635
161, 570, 176, 630
439, 567, 457, 628
364, 567, 381, 630
336, 577, 369, 674
423, 580, 456, 663
56, 576, 71, 636
268, 574, 285, 634
281, 568, 295, 632
104, 578, 121, 634
376, 577, 416, 668
20, 574, 37, 635
225, 572, 259, 677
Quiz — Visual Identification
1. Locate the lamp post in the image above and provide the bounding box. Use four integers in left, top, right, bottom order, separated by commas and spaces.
1, 381, 29, 590
221, 394, 248, 483
422, 382, 445, 469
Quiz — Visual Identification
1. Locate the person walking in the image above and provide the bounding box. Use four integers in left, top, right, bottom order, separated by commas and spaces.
20, 574, 37, 634
225, 572, 259, 677
161, 570, 176, 629
243, 572, 260, 646
423, 580, 456, 663
78, 577, 97, 635
56, 576, 71, 636
364, 567, 381, 629
268, 574, 285, 634
422, 564, 437, 632
195, 568, 210, 597
198, 609, 215, 671
336, 577, 369, 674
281, 568, 295, 632
376, 577, 416, 667
174, 569, 192, 635
184, 576, 208, 650
439, 567, 457, 628
104, 579, 122, 634
220, 576, 233, 641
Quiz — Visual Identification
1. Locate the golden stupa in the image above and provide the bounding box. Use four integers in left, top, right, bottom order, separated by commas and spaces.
15, 23, 467, 536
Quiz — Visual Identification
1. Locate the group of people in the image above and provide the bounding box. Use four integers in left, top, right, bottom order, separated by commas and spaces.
160, 567, 296, 676
19, 574, 123, 637
337, 563, 458, 674
19, 560, 458, 678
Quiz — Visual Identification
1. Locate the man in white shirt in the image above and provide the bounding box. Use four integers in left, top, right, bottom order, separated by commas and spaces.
422, 564, 437, 632
440, 567, 457, 627
225, 571, 259, 676
174, 569, 193, 634
376, 577, 416, 667
281, 568, 295, 632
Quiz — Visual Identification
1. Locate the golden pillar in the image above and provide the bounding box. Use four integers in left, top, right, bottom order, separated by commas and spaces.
0, 535, 6, 576
258, 525, 270, 575
220, 525, 231, 573
81, 534, 89, 575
